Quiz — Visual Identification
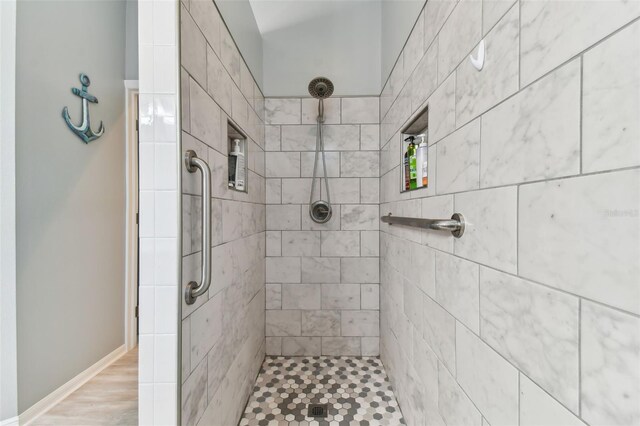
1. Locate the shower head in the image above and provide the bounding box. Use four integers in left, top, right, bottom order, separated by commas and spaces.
308, 77, 334, 99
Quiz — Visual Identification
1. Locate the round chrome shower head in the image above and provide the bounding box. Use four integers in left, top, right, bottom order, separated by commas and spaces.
308, 77, 334, 99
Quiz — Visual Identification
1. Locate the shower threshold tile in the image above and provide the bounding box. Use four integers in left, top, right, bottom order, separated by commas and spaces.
240, 356, 406, 426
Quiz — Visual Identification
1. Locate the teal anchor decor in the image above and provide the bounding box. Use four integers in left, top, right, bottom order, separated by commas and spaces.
62, 73, 104, 143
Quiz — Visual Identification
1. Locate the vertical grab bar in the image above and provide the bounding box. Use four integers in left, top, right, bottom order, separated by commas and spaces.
184, 150, 211, 305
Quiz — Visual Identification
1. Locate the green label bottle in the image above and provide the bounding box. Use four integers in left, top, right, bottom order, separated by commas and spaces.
408, 142, 417, 189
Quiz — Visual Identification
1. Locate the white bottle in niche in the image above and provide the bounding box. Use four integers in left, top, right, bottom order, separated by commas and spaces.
231, 139, 245, 191
416, 134, 428, 188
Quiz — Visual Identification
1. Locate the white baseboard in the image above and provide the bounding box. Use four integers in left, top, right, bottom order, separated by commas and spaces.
19, 345, 127, 425
0, 416, 19, 426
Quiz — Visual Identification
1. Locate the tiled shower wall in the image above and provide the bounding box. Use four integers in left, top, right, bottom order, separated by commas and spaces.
379, 1, 640, 426
264, 97, 381, 357
180, 1, 266, 425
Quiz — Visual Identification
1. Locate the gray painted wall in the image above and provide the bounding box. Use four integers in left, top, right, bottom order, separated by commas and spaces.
15, 0, 126, 412
125, 0, 138, 80
381, 0, 424, 86
251, 0, 381, 97
216, 0, 263, 89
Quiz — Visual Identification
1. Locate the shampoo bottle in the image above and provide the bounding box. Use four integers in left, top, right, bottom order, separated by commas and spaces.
408, 139, 417, 190
416, 134, 428, 188
233, 139, 245, 191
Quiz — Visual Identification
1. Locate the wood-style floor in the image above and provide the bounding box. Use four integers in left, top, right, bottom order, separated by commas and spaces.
32, 347, 138, 426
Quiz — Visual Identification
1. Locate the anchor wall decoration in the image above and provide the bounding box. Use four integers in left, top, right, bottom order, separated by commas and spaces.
62, 73, 105, 143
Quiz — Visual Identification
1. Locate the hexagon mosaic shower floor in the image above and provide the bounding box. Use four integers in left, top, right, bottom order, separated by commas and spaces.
240, 356, 406, 426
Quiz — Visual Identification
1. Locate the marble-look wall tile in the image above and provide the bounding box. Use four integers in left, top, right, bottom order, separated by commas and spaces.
581, 301, 640, 426
302, 98, 340, 124
265, 98, 301, 125
411, 42, 438, 113
282, 337, 321, 356
341, 257, 380, 283
265, 125, 280, 152
281, 125, 316, 151
266, 205, 300, 231
424, 0, 457, 50
266, 284, 281, 310
190, 293, 222, 367
456, 324, 519, 426
220, 28, 241, 85
362, 337, 380, 356
322, 284, 360, 310
281, 179, 312, 205
520, 375, 587, 426
190, 0, 221, 54
265, 337, 282, 355
281, 284, 321, 310
301, 257, 341, 283
206, 46, 232, 115
301, 310, 340, 336
455, 4, 519, 125
423, 294, 456, 375
340, 205, 379, 231
322, 337, 361, 356
341, 97, 380, 124
480, 59, 581, 188
519, 169, 640, 315
340, 151, 379, 178
582, 21, 640, 173
281, 231, 320, 257
361, 284, 379, 309
438, 363, 482, 426
325, 178, 360, 204
265, 152, 300, 178
421, 195, 454, 252
322, 125, 361, 151
180, 7, 206, 86
301, 152, 340, 178
454, 186, 518, 273
435, 252, 480, 333
266, 310, 301, 336
480, 267, 579, 411
403, 10, 425, 82
436, 119, 480, 194
181, 357, 208, 426
360, 178, 380, 204
266, 257, 300, 283
520, 0, 640, 86
341, 311, 379, 337
320, 231, 360, 257
189, 79, 222, 152
437, 0, 482, 83
360, 125, 380, 151
483, 0, 517, 34
265, 179, 281, 204
428, 73, 456, 144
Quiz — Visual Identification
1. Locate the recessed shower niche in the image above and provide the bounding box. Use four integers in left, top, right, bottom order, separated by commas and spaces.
227, 120, 248, 193
400, 105, 429, 193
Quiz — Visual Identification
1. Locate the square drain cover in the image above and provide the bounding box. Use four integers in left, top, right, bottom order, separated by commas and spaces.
308, 403, 328, 418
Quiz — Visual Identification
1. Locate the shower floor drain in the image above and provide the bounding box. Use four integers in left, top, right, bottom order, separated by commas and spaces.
307, 404, 328, 418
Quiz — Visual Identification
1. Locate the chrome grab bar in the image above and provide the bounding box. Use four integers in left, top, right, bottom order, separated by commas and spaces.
184, 150, 212, 305
381, 213, 466, 238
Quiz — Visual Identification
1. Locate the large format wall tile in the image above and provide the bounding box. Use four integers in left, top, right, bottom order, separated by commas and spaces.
480, 267, 580, 411
581, 301, 640, 426
520, 0, 640, 86
341, 97, 380, 124
455, 4, 519, 125
454, 186, 517, 273
582, 20, 640, 172
437, 0, 482, 83
436, 119, 480, 194
519, 169, 640, 314
520, 375, 587, 426
456, 324, 519, 426
265, 98, 301, 125
435, 252, 480, 333
480, 59, 580, 187
438, 364, 482, 426
423, 295, 456, 375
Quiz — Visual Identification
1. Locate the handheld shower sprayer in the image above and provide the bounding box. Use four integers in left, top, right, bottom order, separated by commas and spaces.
308, 77, 334, 223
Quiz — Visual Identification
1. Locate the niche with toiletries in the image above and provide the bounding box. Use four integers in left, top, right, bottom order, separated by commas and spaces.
227, 121, 248, 192
400, 105, 429, 193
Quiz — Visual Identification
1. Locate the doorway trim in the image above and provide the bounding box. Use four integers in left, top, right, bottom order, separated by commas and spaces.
124, 80, 139, 351
0, 0, 19, 423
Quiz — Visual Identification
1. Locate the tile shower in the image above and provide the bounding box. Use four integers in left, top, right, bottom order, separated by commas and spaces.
176, 1, 640, 426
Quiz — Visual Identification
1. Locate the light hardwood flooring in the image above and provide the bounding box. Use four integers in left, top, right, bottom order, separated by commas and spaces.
32, 347, 138, 425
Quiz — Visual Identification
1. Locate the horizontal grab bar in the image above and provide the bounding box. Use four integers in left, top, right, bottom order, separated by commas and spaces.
381, 213, 466, 238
